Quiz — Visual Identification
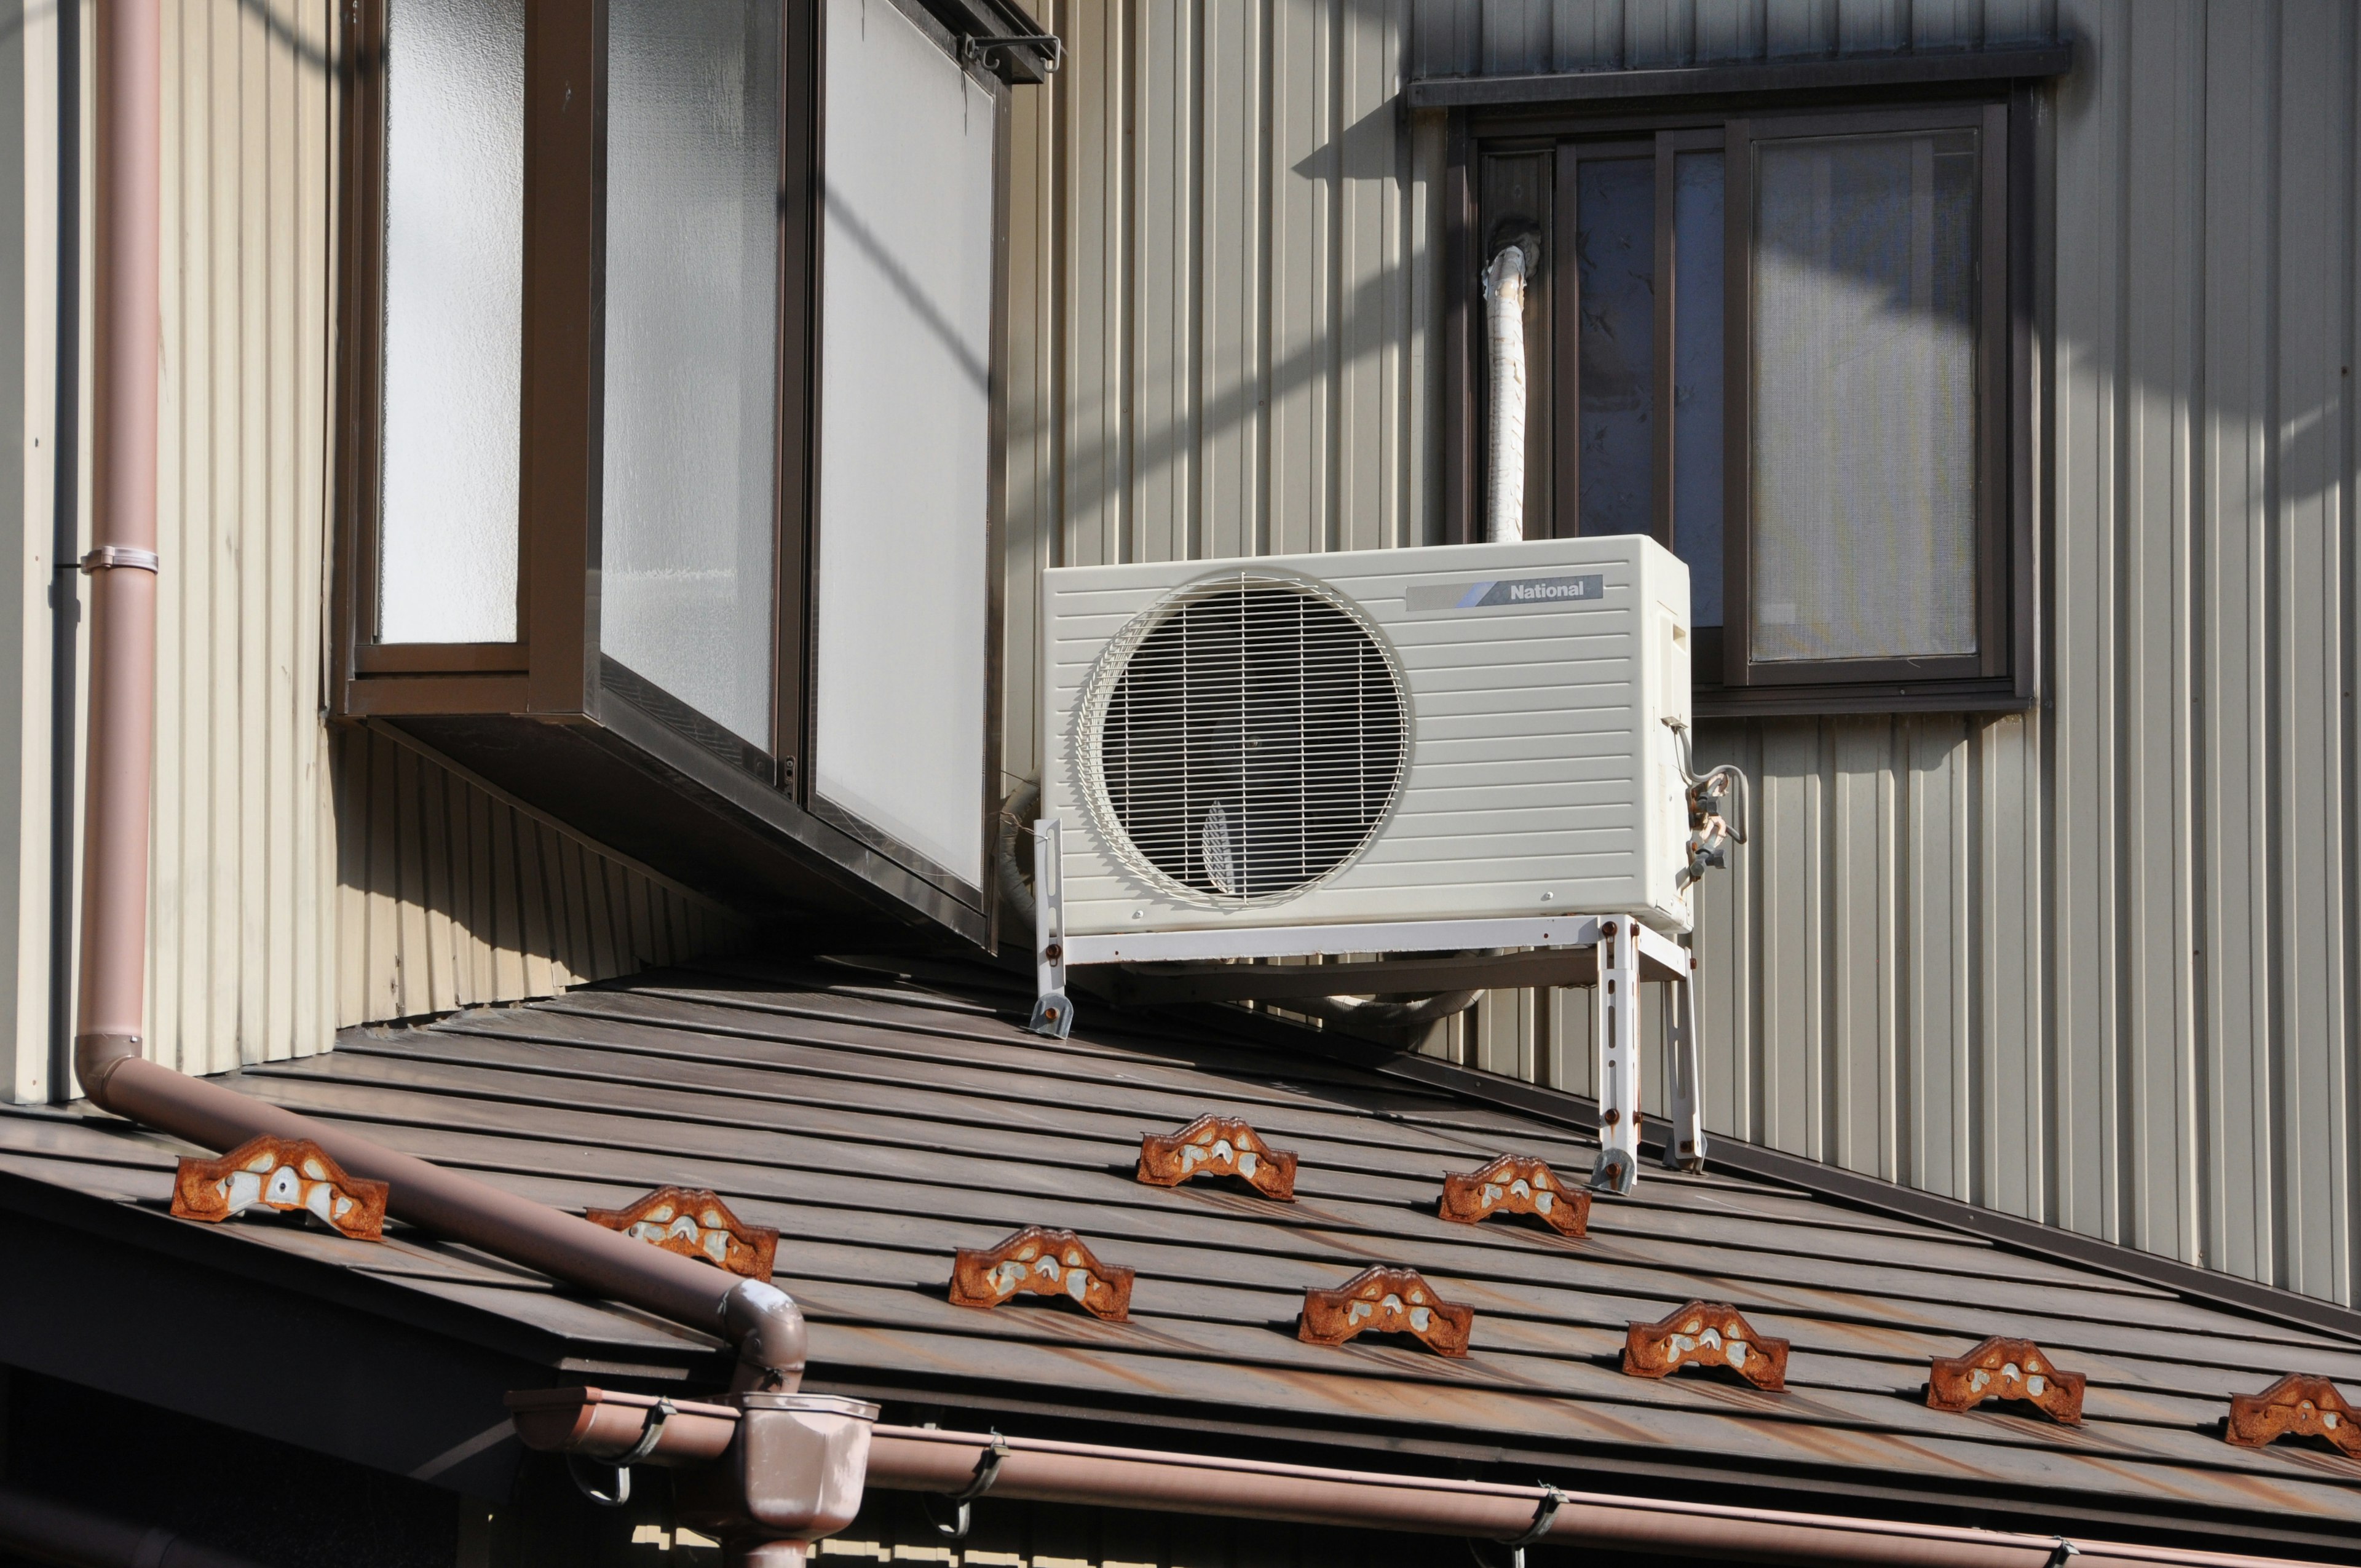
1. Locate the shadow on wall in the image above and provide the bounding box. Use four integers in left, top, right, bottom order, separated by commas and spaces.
329, 725, 748, 1031
1034, 89, 1435, 562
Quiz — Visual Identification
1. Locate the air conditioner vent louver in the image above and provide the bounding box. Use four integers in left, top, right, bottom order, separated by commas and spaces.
1082, 574, 1409, 906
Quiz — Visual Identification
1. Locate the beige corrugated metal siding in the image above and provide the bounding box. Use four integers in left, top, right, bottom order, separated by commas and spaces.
331, 725, 744, 1027
1004, 0, 2361, 1305
0, 0, 79, 1104
0, 0, 742, 1099
147, 0, 342, 1076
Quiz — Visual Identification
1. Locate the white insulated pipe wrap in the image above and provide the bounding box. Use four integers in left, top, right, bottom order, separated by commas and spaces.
1484, 245, 1531, 544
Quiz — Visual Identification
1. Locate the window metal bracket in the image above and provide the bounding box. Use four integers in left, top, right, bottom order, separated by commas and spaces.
1027, 818, 1073, 1039
962, 33, 1062, 75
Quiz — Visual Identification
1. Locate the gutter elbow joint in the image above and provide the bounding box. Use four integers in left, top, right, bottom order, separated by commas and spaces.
722, 1277, 808, 1395
71, 1031, 142, 1111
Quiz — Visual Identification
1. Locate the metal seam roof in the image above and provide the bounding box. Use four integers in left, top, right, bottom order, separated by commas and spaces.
1, 956, 2356, 1553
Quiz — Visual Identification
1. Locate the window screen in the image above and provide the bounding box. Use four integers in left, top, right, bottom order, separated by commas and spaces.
1749, 129, 1979, 664
1575, 156, 1655, 537
1671, 150, 1725, 630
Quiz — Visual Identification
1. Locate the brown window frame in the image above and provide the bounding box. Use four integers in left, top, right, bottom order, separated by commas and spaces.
1444, 84, 2041, 718
333, 0, 1037, 945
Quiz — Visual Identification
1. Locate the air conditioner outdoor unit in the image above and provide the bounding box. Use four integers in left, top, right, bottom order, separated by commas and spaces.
1043, 533, 1694, 934
1027, 534, 1728, 1194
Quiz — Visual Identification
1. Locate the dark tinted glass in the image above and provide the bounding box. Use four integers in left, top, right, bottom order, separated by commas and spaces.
1576, 156, 1655, 537
1672, 150, 1725, 628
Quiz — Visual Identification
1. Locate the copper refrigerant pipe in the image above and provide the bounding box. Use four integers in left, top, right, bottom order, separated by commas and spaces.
861, 1427, 2314, 1568
0, 1482, 267, 1568
66, 0, 805, 1393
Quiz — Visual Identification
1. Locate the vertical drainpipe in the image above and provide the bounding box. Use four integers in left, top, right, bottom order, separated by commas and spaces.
57, 0, 820, 1461
73, 0, 160, 1095
45, 0, 82, 1103
1482, 240, 1535, 545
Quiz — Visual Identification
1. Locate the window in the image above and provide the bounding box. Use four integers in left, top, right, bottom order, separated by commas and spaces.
335, 0, 1052, 944
1447, 90, 2034, 713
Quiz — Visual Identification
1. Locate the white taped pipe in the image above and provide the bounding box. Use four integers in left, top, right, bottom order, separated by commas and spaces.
1483, 244, 1530, 543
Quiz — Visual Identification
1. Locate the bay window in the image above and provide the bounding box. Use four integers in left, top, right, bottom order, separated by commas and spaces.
335, 0, 1051, 943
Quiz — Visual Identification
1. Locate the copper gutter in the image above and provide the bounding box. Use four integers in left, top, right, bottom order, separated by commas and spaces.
508, 1397, 2332, 1568
69, 0, 805, 1394
0, 1481, 266, 1568
859, 1427, 2311, 1568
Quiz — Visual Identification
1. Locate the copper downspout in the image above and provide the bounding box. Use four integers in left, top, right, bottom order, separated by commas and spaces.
859, 1427, 2311, 1568
0, 1481, 266, 1568
68, 0, 805, 1394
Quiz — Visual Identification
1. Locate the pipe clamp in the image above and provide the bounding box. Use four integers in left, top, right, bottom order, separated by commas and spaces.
80, 545, 159, 573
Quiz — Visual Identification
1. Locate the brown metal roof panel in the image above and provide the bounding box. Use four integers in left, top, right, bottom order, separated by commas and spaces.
789, 1318, 2361, 1530
745, 1240, 2360, 1486
339, 1022, 1515, 1172
250, 1112, 2209, 1393
530, 985, 1461, 1106
237, 1051, 2361, 1398
239, 1063, 2355, 1379
404, 998, 2212, 1289
258, 1082, 2068, 1321
212, 1053, 2200, 1350
9, 956, 2361, 1542
0, 1144, 692, 1345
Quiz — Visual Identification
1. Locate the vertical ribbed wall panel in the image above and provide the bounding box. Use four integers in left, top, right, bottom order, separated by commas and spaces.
330, 727, 744, 1029
148, 0, 339, 1077
1010, 0, 2361, 1305
0, 0, 74, 1104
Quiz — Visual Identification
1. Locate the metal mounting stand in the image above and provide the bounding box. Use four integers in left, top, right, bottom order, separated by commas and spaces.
1590, 920, 1643, 1195
1027, 819, 1074, 1039
1589, 919, 1709, 1194
1021, 820, 1709, 1194
1664, 942, 1707, 1175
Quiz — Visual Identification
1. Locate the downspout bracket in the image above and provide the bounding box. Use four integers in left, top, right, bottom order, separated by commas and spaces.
79, 545, 159, 573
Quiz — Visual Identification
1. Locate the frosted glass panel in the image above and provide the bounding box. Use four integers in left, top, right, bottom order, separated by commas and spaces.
378, 0, 524, 644
1575, 156, 1653, 536
1671, 151, 1723, 628
599, 0, 781, 746
812, 0, 993, 888
1752, 130, 1978, 663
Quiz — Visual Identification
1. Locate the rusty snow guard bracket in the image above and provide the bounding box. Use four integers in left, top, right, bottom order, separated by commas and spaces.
1926, 1337, 2085, 1424
1623, 1301, 1789, 1391
1300, 1265, 1474, 1358
507, 1386, 879, 1550
1138, 1114, 1298, 1200
585, 1186, 778, 1280
171, 1135, 388, 1241
949, 1225, 1134, 1321
2225, 1374, 2361, 1459
1024, 828, 1714, 1200
1440, 1155, 1589, 1237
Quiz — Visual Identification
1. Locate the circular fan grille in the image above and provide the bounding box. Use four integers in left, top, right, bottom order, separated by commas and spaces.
1084, 574, 1408, 905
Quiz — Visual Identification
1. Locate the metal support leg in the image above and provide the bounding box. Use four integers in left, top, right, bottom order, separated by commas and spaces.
1027, 818, 1074, 1039
1590, 919, 1642, 1195
1663, 944, 1707, 1173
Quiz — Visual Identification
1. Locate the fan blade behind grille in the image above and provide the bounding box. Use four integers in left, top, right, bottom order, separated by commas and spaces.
1094, 577, 1407, 904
